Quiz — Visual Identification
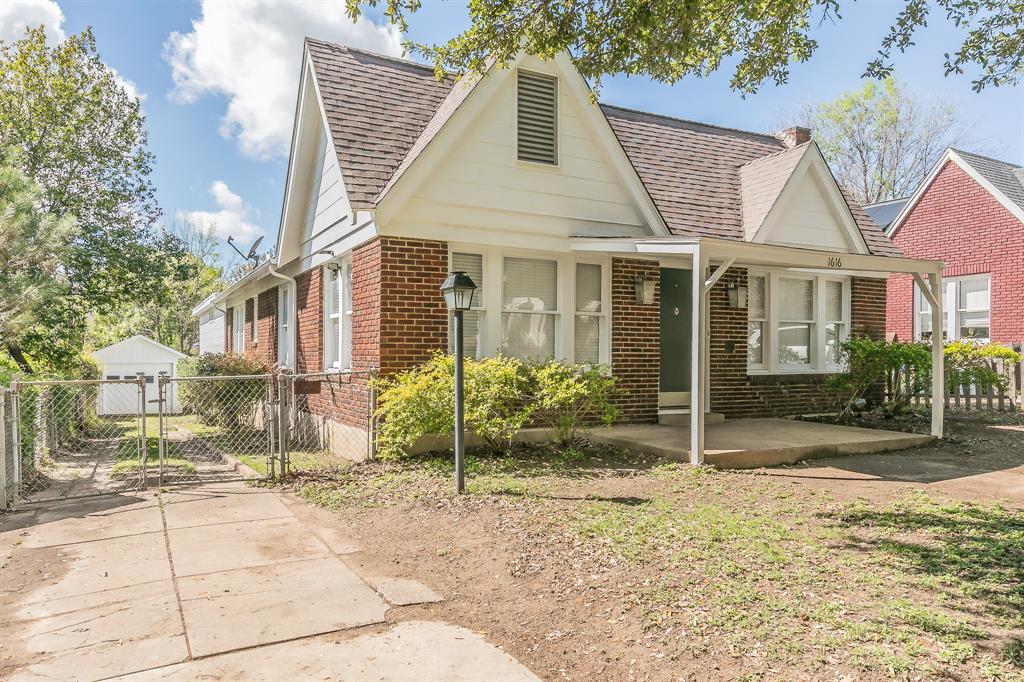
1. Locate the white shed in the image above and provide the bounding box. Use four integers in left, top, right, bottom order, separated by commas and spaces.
92, 335, 187, 415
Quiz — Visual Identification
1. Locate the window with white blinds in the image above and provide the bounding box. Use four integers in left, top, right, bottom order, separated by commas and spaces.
574, 263, 604, 364
502, 256, 558, 360
747, 272, 850, 373
323, 259, 353, 369
449, 252, 484, 358
517, 71, 558, 165
448, 248, 608, 364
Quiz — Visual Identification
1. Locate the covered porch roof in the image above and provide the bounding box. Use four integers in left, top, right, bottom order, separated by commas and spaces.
570, 236, 946, 466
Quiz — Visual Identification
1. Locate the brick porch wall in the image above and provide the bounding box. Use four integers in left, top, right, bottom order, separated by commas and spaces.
709, 269, 887, 418
611, 258, 660, 424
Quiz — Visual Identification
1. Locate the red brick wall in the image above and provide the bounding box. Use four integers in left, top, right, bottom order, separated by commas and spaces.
611, 258, 660, 424
709, 270, 886, 418
887, 160, 1024, 344
251, 287, 278, 366
295, 269, 323, 374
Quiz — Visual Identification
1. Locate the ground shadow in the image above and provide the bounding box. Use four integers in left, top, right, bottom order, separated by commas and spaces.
0, 491, 150, 532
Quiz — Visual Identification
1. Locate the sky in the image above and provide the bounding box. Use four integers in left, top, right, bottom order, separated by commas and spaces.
3, 0, 1022, 267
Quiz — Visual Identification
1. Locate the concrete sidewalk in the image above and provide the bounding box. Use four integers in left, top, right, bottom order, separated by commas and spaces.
0, 484, 537, 681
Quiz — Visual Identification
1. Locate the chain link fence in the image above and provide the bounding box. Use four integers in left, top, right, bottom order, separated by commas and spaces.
0, 369, 378, 508
281, 370, 377, 476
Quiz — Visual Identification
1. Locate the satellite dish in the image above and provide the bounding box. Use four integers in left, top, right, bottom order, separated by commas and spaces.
246, 236, 264, 261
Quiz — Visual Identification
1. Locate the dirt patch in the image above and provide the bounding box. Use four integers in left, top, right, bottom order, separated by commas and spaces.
282, 426, 1024, 681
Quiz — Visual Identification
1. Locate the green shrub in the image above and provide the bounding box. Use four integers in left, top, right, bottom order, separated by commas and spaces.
374, 352, 533, 458
825, 338, 931, 419
945, 340, 1022, 393
530, 359, 619, 446
177, 353, 269, 429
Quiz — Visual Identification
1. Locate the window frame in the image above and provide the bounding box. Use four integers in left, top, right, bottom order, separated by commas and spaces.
448, 245, 610, 365
232, 305, 245, 353
277, 285, 293, 369
322, 258, 354, 371
746, 274, 768, 370
746, 269, 851, 375
913, 274, 990, 343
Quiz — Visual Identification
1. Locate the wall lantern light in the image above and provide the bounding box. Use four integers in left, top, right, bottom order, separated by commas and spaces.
634, 275, 656, 305
727, 282, 748, 308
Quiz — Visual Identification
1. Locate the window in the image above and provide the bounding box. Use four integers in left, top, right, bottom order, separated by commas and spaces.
278, 286, 293, 368
249, 297, 258, 343
914, 275, 989, 342
747, 272, 850, 373
232, 306, 244, 353
574, 263, 605, 364
449, 252, 485, 358
517, 71, 557, 165
747, 275, 766, 366
502, 256, 558, 360
324, 260, 353, 369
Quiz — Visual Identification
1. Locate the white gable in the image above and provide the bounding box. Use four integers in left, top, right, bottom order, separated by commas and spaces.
92, 335, 187, 363
753, 146, 868, 254
383, 54, 662, 248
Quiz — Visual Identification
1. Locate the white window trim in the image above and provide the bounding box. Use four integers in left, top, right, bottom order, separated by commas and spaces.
277, 286, 293, 369
747, 269, 851, 375
232, 305, 244, 354
449, 245, 611, 365
322, 258, 353, 371
914, 274, 990, 343
249, 296, 258, 344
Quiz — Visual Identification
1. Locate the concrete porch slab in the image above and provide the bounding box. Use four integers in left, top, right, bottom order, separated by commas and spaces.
177, 556, 388, 657
590, 418, 934, 468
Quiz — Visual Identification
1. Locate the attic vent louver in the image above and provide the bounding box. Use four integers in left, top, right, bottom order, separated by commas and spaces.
517, 71, 557, 165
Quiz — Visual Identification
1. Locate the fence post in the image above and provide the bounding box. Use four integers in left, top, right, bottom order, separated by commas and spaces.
277, 373, 289, 477
11, 380, 21, 501
137, 373, 147, 488
0, 387, 7, 511
157, 373, 168, 487
266, 376, 276, 479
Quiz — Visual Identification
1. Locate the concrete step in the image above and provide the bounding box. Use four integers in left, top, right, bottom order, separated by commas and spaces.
658, 409, 725, 426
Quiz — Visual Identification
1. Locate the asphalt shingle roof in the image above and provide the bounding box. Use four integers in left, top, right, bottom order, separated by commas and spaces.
953, 149, 1024, 217
306, 40, 900, 256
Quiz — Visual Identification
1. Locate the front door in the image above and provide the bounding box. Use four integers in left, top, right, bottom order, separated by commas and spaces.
659, 268, 691, 407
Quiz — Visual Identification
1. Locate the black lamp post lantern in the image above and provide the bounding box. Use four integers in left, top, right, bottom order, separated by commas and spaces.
440, 271, 478, 494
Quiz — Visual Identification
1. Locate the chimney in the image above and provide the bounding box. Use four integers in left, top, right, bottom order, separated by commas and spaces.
775, 126, 811, 148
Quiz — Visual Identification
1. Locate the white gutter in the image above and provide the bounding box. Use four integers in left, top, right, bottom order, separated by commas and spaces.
266, 263, 297, 369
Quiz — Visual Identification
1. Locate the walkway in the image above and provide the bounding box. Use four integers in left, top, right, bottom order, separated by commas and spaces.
0, 483, 538, 681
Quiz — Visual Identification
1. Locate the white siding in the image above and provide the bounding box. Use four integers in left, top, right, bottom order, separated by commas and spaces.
298, 122, 355, 261
392, 56, 649, 245
765, 173, 853, 251
198, 308, 225, 355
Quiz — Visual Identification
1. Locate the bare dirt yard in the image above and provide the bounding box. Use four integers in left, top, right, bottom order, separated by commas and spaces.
283, 412, 1024, 682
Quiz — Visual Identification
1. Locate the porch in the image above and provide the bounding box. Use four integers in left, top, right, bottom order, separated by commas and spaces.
588, 418, 934, 469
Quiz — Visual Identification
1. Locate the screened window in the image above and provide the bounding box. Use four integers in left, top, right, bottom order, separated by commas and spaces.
824, 280, 845, 366
778, 278, 814, 366
232, 306, 244, 353
448, 252, 485, 359
324, 260, 353, 369
958, 276, 990, 340
502, 257, 558, 360
574, 263, 604, 364
747, 275, 766, 366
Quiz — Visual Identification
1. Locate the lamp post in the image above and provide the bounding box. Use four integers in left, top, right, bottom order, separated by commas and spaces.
439, 271, 478, 494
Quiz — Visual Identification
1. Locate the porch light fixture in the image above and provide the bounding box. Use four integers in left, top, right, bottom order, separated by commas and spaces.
634, 274, 655, 305
440, 271, 478, 494
727, 282, 748, 308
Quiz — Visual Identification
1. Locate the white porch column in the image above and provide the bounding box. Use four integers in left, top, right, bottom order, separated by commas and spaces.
929, 269, 944, 437
690, 247, 709, 465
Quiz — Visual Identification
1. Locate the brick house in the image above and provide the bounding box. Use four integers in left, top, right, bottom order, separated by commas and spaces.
196, 39, 945, 462
868, 149, 1024, 346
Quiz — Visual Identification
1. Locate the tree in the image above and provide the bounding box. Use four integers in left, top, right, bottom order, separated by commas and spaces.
795, 77, 972, 204
0, 26, 183, 370
0, 151, 75, 357
347, 0, 1022, 94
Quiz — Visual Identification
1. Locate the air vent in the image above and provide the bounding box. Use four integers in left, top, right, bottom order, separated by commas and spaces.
517, 71, 557, 165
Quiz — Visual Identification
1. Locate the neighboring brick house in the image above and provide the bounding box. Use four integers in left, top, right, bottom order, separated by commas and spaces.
869, 149, 1024, 346
197, 39, 937, 462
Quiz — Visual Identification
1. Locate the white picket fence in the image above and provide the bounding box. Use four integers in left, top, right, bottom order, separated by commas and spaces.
889, 357, 1023, 411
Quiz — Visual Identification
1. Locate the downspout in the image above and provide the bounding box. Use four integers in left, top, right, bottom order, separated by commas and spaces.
267, 264, 298, 370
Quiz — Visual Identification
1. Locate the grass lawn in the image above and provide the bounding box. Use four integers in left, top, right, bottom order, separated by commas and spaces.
288, 432, 1023, 681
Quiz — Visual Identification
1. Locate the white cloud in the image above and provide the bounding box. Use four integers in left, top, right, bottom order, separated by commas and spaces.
0, 0, 66, 44
178, 181, 261, 242
110, 66, 147, 103
164, 0, 402, 160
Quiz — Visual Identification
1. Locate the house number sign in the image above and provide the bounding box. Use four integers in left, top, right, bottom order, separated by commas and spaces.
827, 256, 843, 268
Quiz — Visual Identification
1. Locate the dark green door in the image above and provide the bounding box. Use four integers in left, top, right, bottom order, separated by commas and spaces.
659, 268, 691, 404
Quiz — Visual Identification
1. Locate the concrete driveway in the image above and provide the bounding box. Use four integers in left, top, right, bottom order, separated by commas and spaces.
0, 484, 538, 681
